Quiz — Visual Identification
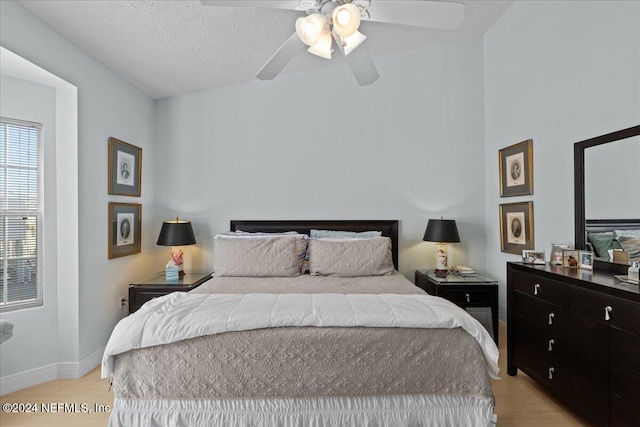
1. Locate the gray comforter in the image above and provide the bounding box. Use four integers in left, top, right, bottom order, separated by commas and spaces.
112, 274, 493, 401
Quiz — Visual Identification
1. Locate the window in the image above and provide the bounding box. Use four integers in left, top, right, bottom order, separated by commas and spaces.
0, 117, 43, 312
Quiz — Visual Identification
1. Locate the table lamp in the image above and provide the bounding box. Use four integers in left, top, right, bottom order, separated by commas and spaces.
423, 217, 460, 278
156, 217, 196, 278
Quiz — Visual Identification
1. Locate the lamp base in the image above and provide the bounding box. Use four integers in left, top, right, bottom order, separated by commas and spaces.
434, 268, 448, 278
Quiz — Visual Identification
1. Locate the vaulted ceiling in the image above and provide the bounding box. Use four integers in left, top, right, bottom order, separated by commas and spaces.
19, 1, 512, 99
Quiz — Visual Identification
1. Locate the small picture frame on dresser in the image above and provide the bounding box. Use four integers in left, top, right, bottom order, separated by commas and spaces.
550, 243, 570, 265
562, 250, 580, 268
579, 251, 594, 270
522, 250, 545, 265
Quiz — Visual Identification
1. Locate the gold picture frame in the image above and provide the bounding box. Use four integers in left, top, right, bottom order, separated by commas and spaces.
108, 202, 142, 259
499, 139, 533, 197
562, 249, 580, 268
500, 201, 534, 254
108, 137, 142, 197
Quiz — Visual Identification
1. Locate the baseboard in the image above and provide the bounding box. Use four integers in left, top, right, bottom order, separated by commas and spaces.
1, 346, 104, 396
58, 345, 105, 379
0, 362, 58, 396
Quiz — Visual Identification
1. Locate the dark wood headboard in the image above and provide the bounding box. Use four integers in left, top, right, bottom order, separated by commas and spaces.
230, 220, 399, 270
585, 219, 640, 235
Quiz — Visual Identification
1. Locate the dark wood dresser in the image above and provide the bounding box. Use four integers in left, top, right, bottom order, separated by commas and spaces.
507, 262, 640, 426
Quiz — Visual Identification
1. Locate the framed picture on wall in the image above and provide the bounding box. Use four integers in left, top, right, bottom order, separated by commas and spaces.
108, 202, 141, 259
499, 139, 533, 197
499, 201, 534, 254
109, 137, 142, 196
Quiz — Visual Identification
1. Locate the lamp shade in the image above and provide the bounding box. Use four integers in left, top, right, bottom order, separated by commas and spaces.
423, 219, 460, 243
157, 219, 196, 246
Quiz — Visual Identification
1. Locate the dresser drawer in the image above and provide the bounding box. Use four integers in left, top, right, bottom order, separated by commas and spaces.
514, 292, 608, 352
514, 340, 609, 425
512, 270, 568, 307
569, 287, 640, 335
515, 315, 608, 389
438, 288, 494, 306
611, 328, 640, 373
611, 362, 640, 408
611, 393, 640, 427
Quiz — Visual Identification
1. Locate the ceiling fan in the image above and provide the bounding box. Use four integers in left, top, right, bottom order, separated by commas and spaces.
201, 1, 465, 86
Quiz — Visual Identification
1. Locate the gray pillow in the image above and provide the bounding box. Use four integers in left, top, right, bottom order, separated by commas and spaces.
616, 235, 640, 263
215, 231, 308, 273
214, 236, 300, 277
308, 237, 394, 277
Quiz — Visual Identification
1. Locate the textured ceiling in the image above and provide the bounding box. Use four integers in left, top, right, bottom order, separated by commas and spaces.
19, 0, 512, 99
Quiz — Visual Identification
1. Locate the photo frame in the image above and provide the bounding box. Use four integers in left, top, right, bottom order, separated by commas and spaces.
500, 201, 534, 254
109, 137, 142, 197
550, 243, 571, 265
499, 139, 533, 197
562, 249, 580, 268
523, 250, 546, 265
579, 251, 594, 270
108, 202, 141, 259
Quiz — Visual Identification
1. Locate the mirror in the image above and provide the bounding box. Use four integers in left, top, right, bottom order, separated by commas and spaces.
574, 125, 640, 272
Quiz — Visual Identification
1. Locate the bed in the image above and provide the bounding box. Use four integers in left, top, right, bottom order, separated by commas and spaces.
102, 220, 499, 426
584, 219, 640, 263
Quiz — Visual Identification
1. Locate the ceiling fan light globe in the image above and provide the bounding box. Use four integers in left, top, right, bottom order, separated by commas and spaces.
307, 26, 333, 59
303, 22, 317, 38
295, 13, 326, 46
332, 3, 361, 37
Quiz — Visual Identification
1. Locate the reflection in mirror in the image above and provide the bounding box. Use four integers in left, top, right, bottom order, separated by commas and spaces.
584, 135, 640, 220
574, 125, 640, 272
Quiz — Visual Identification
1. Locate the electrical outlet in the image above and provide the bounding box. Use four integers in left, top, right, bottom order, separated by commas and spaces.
119, 296, 127, 310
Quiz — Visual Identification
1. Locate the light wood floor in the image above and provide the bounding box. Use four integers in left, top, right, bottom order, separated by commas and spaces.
0, 322, 594, 426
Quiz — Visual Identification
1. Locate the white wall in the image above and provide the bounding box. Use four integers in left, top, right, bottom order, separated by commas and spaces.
0, 0, 156, 383
484, 0, 640, 319
0, 75, 58, 374
154, 37, 487, 279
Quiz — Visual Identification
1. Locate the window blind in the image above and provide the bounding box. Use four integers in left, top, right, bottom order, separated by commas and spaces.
0, 117, 43, 312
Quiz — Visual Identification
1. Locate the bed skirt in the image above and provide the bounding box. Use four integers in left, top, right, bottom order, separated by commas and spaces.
108, 394, 496, 427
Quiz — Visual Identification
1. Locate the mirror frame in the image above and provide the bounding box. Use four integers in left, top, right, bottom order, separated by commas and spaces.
574, 124, 640, 272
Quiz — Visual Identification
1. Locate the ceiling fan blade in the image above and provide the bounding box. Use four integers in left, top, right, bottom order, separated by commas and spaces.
344, 45, 379, 86
364, 1, 465, 30
201, 1, 302, 10
256, 33, 306, 81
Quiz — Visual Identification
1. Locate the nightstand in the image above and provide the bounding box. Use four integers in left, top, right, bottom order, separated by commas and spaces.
415, 269, 499, 344
128, 271, 213, 314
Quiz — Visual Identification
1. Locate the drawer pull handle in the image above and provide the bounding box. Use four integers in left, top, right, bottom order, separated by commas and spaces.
465, 293, 470, 303
548, 313, 555, 325
548, 367, 555, 380
548, 339, 555, 352
534, 284, 540, 295
604, 306, 612, 321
